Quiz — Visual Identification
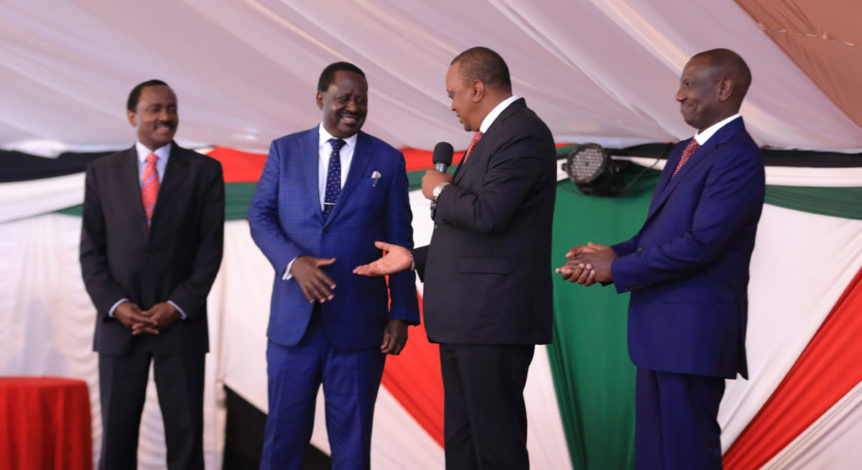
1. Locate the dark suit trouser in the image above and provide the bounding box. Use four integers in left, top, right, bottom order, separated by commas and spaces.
261, 310, 386, 470
635, 368, 726, 470
98, 352, 205, 470
439, 343, 534, 470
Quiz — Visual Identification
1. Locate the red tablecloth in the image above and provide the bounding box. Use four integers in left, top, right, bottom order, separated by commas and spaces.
0, 377, 92, 470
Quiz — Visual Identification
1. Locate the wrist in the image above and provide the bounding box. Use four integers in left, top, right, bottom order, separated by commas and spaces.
432, 182, 450, 201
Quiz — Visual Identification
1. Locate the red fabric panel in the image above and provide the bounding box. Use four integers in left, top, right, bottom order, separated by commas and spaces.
401, 147, 466, 172
381, 293, 445, 447
205, 147, 267, 183
0, 377, 92, 470
206, 144, 571, 183
723, 266, 862, 468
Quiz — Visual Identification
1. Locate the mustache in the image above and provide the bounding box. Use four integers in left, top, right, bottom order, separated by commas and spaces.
155, 121, 175, 129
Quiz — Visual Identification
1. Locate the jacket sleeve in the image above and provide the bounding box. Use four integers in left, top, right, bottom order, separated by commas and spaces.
166, 161, 226, 319
384, 151, 420, 325
248, 139, 306, 274
435, 129, 547, 235
79, 163, 129, 319
611, 147, 764, 293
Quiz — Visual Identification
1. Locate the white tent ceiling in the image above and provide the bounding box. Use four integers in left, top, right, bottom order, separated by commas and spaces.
2, 0, 861, 155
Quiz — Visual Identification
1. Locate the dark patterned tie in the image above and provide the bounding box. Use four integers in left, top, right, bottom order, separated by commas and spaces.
323, 138, 345, 219
672, 139, 700, 178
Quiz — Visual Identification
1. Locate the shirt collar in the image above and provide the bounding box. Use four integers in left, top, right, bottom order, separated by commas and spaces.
318, 123, 358, 150
135, 141, 171, 163
694, 113, 741, 146
479, 95, 520, 133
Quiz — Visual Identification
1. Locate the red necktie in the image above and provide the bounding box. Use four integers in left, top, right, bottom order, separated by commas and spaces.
141, 153, 159, 229
672, 139, 699, 178
463, 131, 483, 162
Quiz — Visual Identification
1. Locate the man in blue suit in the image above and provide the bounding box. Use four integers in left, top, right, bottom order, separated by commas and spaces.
559, 49, 765, 469
248, 62, 419, 469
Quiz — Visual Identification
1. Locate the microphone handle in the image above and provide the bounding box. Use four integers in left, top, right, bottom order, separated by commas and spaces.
431, 162, 449, 220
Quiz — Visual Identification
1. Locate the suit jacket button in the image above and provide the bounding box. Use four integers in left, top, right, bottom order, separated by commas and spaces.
323, 226, 329, 233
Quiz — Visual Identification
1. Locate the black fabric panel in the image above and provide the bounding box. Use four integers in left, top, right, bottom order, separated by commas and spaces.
0, 150, 114, 182
555, 143, 862, 168
604, 143, 862, 168
223, 385, 331, 470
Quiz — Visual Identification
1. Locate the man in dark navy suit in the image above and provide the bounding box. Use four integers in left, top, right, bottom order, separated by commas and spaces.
560, 49, 765, 469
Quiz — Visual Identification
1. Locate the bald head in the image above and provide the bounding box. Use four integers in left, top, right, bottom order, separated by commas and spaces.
691, 48, 752, 106
676, 48, 752, 130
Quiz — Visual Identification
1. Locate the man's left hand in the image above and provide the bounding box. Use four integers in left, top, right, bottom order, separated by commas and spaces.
137, 302, 181, 334
570, 242, 617, 286
380, 319, 408, 355
421, 169, 453, 200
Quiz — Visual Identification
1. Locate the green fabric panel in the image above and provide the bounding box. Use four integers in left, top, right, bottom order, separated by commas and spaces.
765, 185, 862, 220
225, 182, 258, 221
56, 205, 82, 217
406, 165, 459, 192
548, 169, 660, 470
55, 183, 259, 221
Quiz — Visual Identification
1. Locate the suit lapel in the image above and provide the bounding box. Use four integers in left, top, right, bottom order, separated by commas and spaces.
152, 143, 188, 225
301, 128, 323, 222
454, 98, 526, 185
328, 132, 373, 221
646, 118, 746, 221
117, 147, 148, 232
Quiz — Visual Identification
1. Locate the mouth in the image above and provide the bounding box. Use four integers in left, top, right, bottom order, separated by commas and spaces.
339, 113, 362, 125
155, 122, 174, 133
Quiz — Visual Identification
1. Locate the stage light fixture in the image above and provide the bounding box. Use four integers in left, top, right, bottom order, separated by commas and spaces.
563, 143, 622, 196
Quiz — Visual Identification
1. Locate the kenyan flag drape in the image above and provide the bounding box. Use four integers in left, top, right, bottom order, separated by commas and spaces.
1, 145, 861, 468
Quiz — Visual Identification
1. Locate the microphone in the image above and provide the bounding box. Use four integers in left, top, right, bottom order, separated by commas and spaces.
430, 142, 453, 220
433, 142, 454, 172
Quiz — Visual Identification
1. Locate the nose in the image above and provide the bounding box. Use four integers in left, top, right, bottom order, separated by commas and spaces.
675, 87, 685, 102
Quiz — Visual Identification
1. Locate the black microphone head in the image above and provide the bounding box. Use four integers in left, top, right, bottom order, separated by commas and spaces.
432, 142, 454, 166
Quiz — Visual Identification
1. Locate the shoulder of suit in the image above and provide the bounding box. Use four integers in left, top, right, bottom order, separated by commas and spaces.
357, 131, 399, 154
88, 146, 134, 171
271, 127, 317, 146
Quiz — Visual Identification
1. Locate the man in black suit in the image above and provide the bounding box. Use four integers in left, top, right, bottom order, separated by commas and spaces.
357, 47, 557, 469
80, 79, 224, 470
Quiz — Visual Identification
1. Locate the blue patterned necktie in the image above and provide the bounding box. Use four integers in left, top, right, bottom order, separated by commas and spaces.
323, 138, 345, 219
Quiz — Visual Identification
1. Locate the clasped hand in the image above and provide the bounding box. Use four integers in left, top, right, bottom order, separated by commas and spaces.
555, 242, 617, 286
115, 301, 180, 335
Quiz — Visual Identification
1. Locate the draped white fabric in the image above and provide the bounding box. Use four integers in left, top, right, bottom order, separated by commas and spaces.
0, 202, 573, 468
2, 0, 861, 155
719, 205, 862, 450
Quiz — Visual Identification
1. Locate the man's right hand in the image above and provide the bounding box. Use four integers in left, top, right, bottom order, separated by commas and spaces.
114, 301, 158, 335
353, 241, 413, 277
291, 255, 337, 303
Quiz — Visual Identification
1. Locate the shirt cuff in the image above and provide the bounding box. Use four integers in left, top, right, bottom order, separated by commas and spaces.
108, 298, 129, 318
282, 257, 297, 281
168, 300, 187, 320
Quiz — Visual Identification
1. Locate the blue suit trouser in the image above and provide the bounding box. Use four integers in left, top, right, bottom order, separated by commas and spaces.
260, 310, 386, 470
635, 368, 726, 470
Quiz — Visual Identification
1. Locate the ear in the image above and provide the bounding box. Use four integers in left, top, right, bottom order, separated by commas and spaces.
316, 91, 324, 110
127, 110, 137, 127
471, 80, 485, 103
717, 77, 734, 102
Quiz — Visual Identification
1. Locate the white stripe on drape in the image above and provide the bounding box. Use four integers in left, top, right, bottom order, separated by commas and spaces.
764, 381, 862, 469
719, 205, 862, 451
